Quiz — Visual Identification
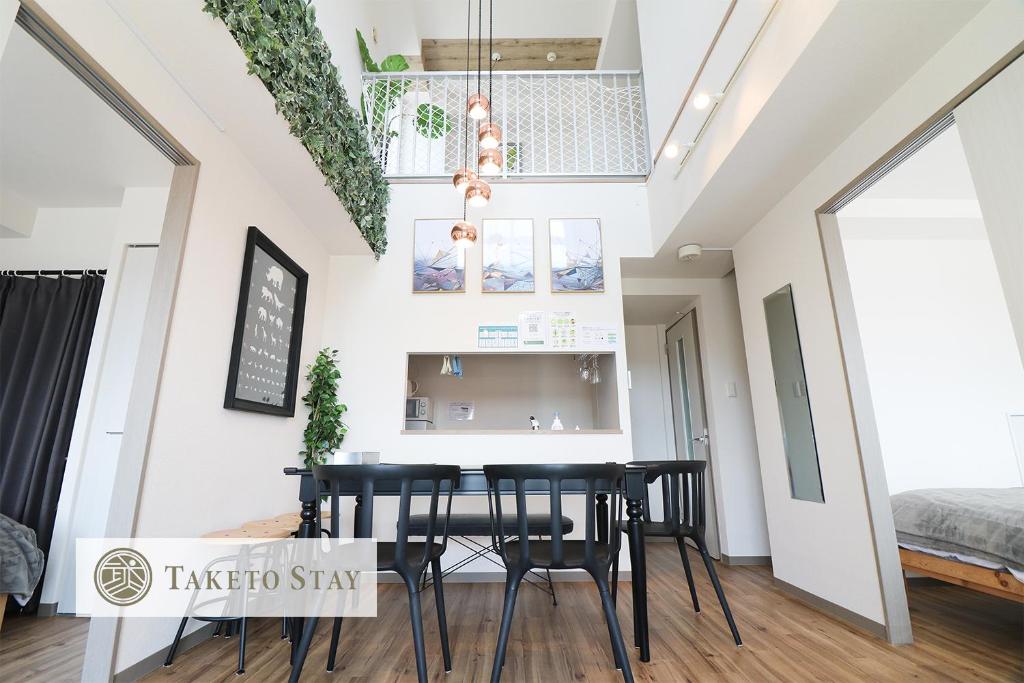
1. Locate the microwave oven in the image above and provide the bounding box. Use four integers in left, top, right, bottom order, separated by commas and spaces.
405, 397, 432, 421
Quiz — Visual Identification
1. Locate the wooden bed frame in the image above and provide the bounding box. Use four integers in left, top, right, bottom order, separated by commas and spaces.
900, 548, 1024, 603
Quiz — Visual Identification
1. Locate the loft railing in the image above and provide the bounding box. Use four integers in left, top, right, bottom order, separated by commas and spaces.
361, 70, 650, 179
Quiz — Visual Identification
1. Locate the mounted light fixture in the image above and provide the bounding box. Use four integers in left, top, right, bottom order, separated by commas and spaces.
664, 141, 680, 159
465, 178, 491, 207
478, 148, 502, 175
479, 122, 502, 150
692, 91, 724, 110
452, 167, 478, 193
451, 220, 478, 249
467, 92, 490, 120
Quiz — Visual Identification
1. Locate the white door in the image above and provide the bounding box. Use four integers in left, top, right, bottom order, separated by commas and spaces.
666, 310, 721, 558
59, 246, 158, 608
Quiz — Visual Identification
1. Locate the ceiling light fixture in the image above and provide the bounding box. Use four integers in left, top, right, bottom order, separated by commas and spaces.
451, 220, 478, 249
677, 243, 703, 262
465, 178, 491, 207
663, 141, 680, 159
478, 148, 502, 175
452, 167, 478, 193
479, 121, 502, 150
546, 51, 557, 62
692, 91, 724, 111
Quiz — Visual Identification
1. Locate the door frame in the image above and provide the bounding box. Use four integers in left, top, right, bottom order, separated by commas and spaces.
16, 2, 199, 679
814, 41, 1024, 647
664, 304, 723, 557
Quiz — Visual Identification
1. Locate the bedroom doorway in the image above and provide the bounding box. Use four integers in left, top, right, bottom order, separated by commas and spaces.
818, 51, 1024, 645
666, 310, 721, 558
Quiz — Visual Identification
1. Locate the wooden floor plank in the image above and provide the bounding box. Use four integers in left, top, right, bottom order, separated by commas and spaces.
0, 544, 1020, 682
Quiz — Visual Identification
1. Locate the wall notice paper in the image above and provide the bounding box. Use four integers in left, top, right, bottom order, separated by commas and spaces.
517, 310, 547, 348
478, 324, 518, 348
448, 401, 475, 421
580, 324, 618, 349
548, 311, 577, 349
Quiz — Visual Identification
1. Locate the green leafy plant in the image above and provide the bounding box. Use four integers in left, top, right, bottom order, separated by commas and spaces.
357, 29, 452, 157
203, 0, 389, 258
300, 348, 348, 468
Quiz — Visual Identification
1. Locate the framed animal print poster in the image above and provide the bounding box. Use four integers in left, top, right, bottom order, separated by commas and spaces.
224, 226, 308, 416
549, 218, 604, 292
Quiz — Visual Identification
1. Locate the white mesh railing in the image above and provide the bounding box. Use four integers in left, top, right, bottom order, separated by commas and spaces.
361, 71, 649, 179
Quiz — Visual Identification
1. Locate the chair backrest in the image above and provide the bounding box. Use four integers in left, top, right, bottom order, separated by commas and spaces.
636, 460, 707, 534
483, 463, 625, 570
312, 464, 461, 570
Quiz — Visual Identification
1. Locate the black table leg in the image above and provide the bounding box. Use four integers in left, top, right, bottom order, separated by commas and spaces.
626, 491, 650, 662
596, 493, 609, 544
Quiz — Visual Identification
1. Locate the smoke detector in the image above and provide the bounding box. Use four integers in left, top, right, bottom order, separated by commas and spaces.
546, 51, 557, 63
677, 244, 703, 262
492, 52, 502, 61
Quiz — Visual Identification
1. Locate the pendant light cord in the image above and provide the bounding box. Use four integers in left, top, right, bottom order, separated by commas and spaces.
476, 0, 482, 99
463, 0, 471, 170
488, 0, 493, 125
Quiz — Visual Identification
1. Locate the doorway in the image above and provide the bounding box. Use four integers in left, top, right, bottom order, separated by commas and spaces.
666, 310, 721, 558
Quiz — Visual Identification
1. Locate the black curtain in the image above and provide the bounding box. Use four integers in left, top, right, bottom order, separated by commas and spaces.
0, 274, 104, 611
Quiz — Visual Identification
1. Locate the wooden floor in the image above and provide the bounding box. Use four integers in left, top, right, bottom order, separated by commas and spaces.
2, 544, 1021, 682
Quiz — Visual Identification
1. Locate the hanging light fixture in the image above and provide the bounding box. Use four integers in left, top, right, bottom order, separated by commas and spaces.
465, 178, 491, 207
467, 93, 490, 120
478, 148, 502, 175
450, 220, 477, 249
478, 122, 502, 150
452, 167, 478, 193
466, 0, 489, 120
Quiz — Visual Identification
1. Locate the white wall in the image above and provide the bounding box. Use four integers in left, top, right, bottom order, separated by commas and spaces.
622, 276, 769, 558
29, 1, 338, 673
0, 206, 120, 268
731, 1, 1024, 628
624, 324, 674, 461
321, 182, 649, 572
840, 218, 1024, 493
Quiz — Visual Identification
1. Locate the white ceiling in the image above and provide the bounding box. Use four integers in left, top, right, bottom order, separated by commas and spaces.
335, 0, 641, 69
622, 247, 735, 279
623, 294, 697, 326
0, 25, 173, 208
626, 0, 987, 278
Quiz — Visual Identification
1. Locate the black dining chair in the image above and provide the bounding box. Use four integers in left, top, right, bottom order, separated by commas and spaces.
612, 460, 741, 646
288, 463, 461, 683
484, 463, 633, 683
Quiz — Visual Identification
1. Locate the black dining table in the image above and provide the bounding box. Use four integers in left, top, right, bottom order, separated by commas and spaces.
283, 464, 652, 663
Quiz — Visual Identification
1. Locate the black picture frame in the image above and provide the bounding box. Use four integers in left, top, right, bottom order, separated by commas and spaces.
224, 226, 308, 416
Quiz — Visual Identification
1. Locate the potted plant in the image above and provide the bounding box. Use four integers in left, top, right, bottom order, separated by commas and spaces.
300, 348, 348, 468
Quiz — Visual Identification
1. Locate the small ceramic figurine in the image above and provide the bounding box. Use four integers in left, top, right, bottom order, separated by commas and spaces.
530, 415, 541, 431
551, 412, 564, 431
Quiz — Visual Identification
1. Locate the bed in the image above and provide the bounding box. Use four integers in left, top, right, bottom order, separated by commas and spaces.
0, 513, 45, 629
891, 487, 1024, 603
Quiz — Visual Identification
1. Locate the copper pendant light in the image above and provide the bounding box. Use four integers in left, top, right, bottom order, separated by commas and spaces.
450, 220, 478, 249
478, 148, 502, 175
465, 178, 491, 208
478, 121, 502, 150
452, 167, 478, 193
467, 93, 490, 120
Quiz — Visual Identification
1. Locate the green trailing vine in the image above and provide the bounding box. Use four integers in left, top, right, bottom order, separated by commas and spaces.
203, 0, 389, 258
300, 348, 348, 468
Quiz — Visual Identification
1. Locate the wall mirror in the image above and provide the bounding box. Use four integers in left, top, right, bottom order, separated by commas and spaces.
764, 285, 825, 503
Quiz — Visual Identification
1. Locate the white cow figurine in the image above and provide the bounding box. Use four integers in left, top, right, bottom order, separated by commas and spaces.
266, 265, 285, 290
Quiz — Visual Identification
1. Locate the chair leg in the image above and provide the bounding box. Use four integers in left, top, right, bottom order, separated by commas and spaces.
236, 618, 248, 675
431, 559, 453, 673
490, 570, 524, 683
163, 616, 188, 666
287, 616, 319, 683
404, 576, 429, 683
676, 538, 701, 613
611, 550, 619, 606
326, 617, 344, 672
545, 568, 558, 606
595, 574, 634, 683
280, 616, 289, 640
695, 535, 742, 646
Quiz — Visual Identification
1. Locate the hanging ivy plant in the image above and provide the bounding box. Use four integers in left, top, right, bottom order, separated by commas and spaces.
203, 0, 389, 258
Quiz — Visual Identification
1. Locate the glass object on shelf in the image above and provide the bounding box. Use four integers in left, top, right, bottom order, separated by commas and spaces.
763, 285, 825, 503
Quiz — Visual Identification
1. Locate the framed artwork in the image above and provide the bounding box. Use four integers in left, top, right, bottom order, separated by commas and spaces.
413, 219, 465, 292
549, 218, 604, 292
224, 226, 308, 416
482, 219, 535, 292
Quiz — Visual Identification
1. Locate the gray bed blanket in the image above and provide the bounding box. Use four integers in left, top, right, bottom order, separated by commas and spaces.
0, 513, 45, 605
891, 487, 1024, 572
